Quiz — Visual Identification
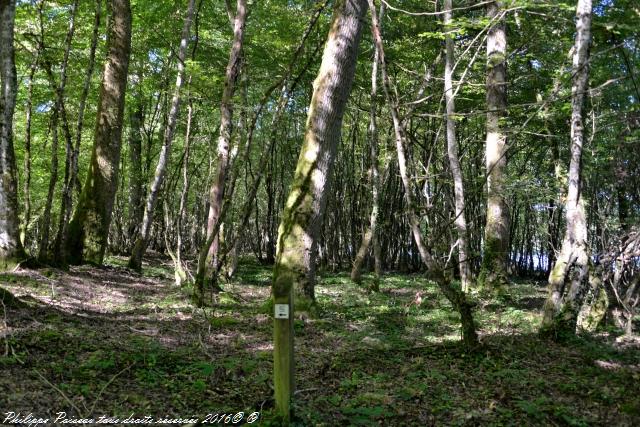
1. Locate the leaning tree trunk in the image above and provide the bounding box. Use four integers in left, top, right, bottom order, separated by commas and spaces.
0, 0, 26, 270
196, 0, 247, 293
541, 0, 602, 336
272, 0, 367, 421
128, 0, 196, 271
368, 0, 478, 348
66, 0, 132, 265
443, 0, 472, 292
479, 0, 510, 290
351, 2, 384, 288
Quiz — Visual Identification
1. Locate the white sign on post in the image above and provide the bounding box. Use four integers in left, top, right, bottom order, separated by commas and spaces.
274, 304, 290, 319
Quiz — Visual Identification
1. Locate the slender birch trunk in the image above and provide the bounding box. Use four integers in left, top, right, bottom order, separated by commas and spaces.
128, 0, 196, 271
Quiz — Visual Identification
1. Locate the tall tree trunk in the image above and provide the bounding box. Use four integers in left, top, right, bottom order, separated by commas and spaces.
38, 0, 77, 262
541, 0, 601, 336
72, 0, 101, 200
52, 0, 80, 264
196, 0, 247, 292
128, 0, 196, 271
351, 2, 384, 288
21, 55, 38, 246
38, 110, 59, 261
368, 0, 478, 348
54, 0, 101, 261
174, 99, 193, 286
126, 71, 144, 251
0, 0, 26, 269
272, 0, 367, 420
443, 0, 472, 292
66, 0, 132, 265
479, 0, 510, 290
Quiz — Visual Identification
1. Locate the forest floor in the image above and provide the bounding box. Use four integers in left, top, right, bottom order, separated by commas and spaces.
1, 254, 639, 426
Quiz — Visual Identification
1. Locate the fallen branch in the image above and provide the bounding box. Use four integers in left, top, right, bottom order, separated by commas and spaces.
33, 368, 83, 415
88, 363, 134, 416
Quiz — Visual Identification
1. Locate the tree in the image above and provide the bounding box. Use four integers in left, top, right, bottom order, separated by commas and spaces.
368, 0, 478, 348
541, 0, 603, 336
443, 0, 472, 292
271, 0, 368, 420
128, 0, 196, 271
54, 0, 102, 262
66, 0, 132, 265
195, 0, 247, 293
479, 0, 510, 290
0, 0, 26, 270
351, 2, 384, 288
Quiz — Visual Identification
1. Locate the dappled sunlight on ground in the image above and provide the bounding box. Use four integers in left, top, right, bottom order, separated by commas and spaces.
1, 257, 639, 425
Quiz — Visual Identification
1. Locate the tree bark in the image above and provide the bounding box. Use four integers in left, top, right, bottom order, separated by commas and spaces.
37, 0, 77, 262
443, 0, 472, 292
272, 0, 367, 420
72, 0, 101, 199
0, 0, 26, 269
368, 0, 478, 348
541, 0, 599, 336
53, 0, 101, 261
196, 0, 247, 291
21, 55, 38, 247
128, 0, 196, 271
351, 2, 384, 288
66, 0, 132, 265
126, 71, 144, 251
52, 0, 80, 264
174, 99, 194, 286
479, 0, 510, 290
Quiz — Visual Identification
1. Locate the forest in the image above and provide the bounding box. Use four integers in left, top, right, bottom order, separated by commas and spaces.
0, 0, 639, 425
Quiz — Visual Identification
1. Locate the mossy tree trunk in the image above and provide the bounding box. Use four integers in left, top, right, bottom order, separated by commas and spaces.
479, 0, 510, 291
541, 0, 599, 337
128, 0, 195, 271
0, 0, 26, 270
65, 0, 132, 265
272, 0, 367, 421
368, 0, 478, 349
